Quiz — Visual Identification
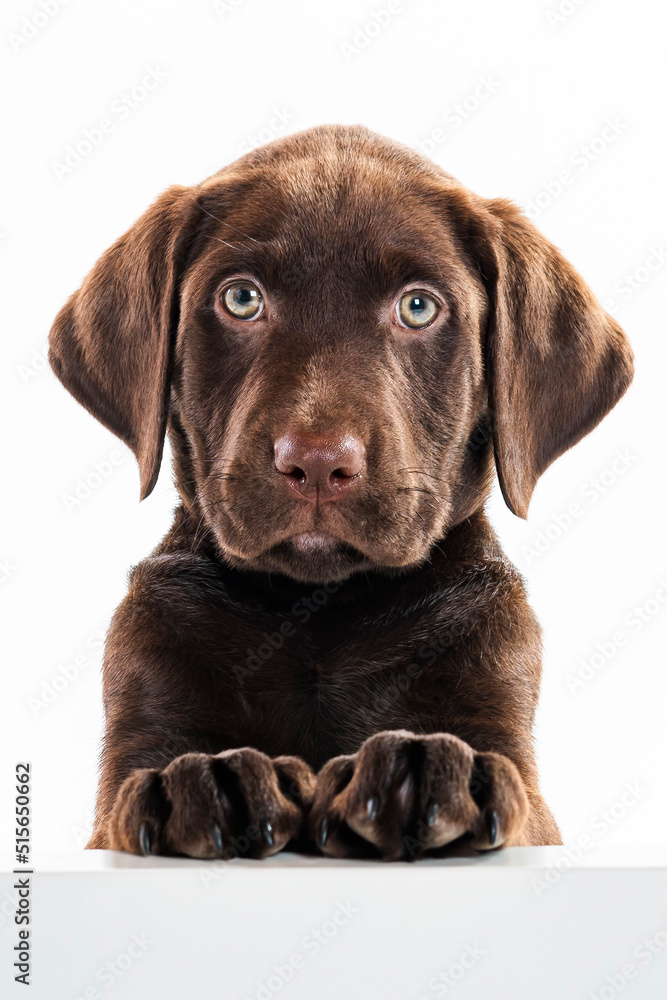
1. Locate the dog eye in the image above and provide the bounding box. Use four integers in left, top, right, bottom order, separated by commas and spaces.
221, 280, 263, 320
396, 291, 439, 329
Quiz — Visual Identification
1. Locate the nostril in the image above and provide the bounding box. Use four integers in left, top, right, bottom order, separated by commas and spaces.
274, 431, 366, 501
275, 462, 306, 482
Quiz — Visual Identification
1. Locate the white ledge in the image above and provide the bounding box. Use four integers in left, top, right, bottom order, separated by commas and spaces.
2, 848, 667, 999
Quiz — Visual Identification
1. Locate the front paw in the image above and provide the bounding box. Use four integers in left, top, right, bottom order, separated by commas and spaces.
309, 730, 529, 860
108, 749, 316, 859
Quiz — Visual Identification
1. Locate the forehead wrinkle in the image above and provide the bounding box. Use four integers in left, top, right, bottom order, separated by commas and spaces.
261, 236, 460, 307
199, 160, 467, 303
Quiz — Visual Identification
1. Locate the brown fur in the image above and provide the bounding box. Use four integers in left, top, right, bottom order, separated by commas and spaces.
49, 125, 633, 860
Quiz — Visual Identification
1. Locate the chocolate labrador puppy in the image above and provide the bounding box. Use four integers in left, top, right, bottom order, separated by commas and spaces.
49, 125, 633, 861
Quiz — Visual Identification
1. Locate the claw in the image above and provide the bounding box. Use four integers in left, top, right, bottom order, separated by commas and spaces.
486, 808, 499, 847
210, 822, 224, 857
263, 821, 274, 849
367, 796, 379, 822
318, 818, 329, 850
426, 800, 438, 827
138, 822, 152, 857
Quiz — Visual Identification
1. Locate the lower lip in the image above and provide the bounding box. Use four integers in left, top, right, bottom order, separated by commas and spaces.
290, 532, 339, 552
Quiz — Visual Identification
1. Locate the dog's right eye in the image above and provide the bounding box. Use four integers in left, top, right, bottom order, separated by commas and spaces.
221, 280, 264, 320
396, 291, 439, 329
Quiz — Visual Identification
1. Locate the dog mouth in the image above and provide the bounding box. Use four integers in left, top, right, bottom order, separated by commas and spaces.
252, 531, 369, 583
214, 516, 436, 583
288, 531, 341, 553
207, 477, 446, 582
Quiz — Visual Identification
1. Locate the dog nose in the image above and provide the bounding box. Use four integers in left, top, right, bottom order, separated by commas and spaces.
274, 432, 365, 503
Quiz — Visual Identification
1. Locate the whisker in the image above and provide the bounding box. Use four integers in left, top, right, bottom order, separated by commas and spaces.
397, 466, 488, 501
204, 234, 247, 252
396, 486, 441, 498
193, 199, 260, 244
397, 468, 451, 484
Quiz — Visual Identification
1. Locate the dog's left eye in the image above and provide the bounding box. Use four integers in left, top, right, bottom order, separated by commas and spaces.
221, 280, 264, 320
396, 291, 439, 329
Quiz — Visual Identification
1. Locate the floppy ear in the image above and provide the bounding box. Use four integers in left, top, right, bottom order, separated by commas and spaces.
478, 198, 634, 518
49, 185, 198, 500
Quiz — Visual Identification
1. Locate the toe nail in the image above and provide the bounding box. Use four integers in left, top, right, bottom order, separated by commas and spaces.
210, 822, 224, 857
318, 818, 329, 850
367, 796, 379, 822
138, 822, 152, 856
263, 821, 274, 848
486, 808, 499, 846
426, 800, 438, 827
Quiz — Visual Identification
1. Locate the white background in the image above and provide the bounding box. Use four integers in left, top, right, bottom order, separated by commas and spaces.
1, 0, 665, 855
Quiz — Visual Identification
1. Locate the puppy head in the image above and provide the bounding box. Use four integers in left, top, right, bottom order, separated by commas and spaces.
49, 125, 633, 583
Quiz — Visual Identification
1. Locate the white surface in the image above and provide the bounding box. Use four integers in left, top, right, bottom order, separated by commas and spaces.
1, 0, 666, 859
2, 849, 667, 999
